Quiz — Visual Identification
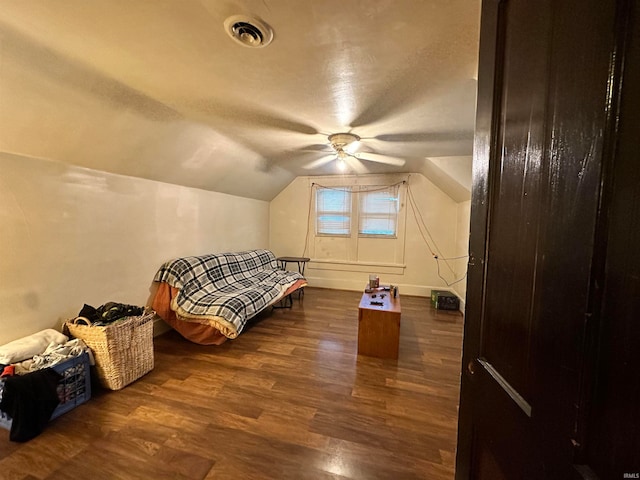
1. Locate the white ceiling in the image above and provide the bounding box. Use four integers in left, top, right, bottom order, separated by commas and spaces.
0, 0, 480, 202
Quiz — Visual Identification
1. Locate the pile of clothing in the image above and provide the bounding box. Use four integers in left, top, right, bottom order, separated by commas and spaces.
76, 302, 144, 326
0, 329, 89, 373
0, 330, 92, 442
11, 338, 93, 374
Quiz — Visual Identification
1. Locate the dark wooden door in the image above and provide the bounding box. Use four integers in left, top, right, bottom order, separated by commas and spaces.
456, 0, 637, 478
582, 1, 640, 476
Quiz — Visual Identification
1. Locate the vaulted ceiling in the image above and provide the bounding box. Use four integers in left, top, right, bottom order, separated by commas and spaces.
0, 1, 480, 201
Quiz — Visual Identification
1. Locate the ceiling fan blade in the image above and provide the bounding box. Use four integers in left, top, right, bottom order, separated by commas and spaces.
344, 157, 369, 174
348, 59, 427, 128
298, 144, 333, 153
268, 144, 331, 163
355, 152, 406, 166
303, 155, 336, 170
192, 100, 319, 135
373, 131, 475, 143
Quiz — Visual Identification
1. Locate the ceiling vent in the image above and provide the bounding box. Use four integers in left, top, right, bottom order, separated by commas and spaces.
224, 15, 273, 48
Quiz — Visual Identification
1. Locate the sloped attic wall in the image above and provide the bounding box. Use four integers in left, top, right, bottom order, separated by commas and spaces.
0, 153, 269, 345
0, 19, 291, 201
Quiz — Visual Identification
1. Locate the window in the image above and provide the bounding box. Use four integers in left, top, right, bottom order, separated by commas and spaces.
315, 187, 351, 236
358, 185, 399, 237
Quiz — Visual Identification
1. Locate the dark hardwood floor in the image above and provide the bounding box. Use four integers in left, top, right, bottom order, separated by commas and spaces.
0, 287, 464, 479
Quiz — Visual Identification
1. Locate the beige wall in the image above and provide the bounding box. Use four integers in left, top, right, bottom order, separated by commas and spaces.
0, 153, 269, 345
453, 200, 471, 307
270, 173, 465, 297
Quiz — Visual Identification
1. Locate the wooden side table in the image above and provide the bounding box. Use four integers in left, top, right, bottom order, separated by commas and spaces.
357, 287, 401, 359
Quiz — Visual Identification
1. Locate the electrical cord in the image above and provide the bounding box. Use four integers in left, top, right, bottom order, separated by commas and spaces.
406, 175, 469, 286
435, 256, 469, 286
406, 181, 456, 274
301, 181, 315, 257
301, 177, 469, 288
302, 180, 406, 257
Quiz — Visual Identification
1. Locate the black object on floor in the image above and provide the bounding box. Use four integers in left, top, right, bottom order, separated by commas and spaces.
0, 368, 62, 442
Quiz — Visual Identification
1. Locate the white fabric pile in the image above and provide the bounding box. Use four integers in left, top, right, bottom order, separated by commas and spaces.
0, 329, 68, 365
0, 329, 94, 375
14, 339, 94, 375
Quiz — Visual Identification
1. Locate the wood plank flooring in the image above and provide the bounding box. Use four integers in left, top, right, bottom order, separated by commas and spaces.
0, 287, 464, 479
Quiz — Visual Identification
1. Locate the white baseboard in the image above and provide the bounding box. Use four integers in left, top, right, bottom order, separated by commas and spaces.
305, 276, 456, 298
457, 296, 466, 315
153, 317, 171, 337
305, 277, 466, 314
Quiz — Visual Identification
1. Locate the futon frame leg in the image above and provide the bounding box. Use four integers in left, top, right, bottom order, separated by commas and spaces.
272, 293, 293, 309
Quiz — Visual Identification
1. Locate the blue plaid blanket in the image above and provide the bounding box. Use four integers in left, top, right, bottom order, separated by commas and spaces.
153, 250, 304, 338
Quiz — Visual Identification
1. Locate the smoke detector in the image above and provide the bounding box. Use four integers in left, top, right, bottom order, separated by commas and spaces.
224, 15, 274, 48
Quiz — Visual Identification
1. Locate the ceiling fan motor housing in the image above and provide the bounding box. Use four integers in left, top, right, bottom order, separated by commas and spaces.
328, 133, 361, 151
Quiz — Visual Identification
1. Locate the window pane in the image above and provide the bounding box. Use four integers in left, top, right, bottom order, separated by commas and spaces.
317, 215, 350, 235
359, 186, 399, 237
316, 188, 351, 236
360, 217, 397, 236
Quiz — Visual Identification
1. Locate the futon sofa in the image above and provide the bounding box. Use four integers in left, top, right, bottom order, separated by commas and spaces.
151, 249, 306, 345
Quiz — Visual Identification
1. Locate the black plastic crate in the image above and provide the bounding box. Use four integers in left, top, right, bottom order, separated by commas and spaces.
430, 290, 460, 311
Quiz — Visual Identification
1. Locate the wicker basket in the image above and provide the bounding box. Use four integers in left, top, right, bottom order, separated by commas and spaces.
66, 310, 155, 390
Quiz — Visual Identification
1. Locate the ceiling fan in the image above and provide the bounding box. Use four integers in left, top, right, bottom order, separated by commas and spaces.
186, 99, 474, 174
302, 132, 408, 172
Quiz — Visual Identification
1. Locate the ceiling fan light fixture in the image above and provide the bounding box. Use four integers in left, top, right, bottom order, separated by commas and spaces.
224, 15, 274, 48
344, 140, 360, 154
302, 131, 406, 171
